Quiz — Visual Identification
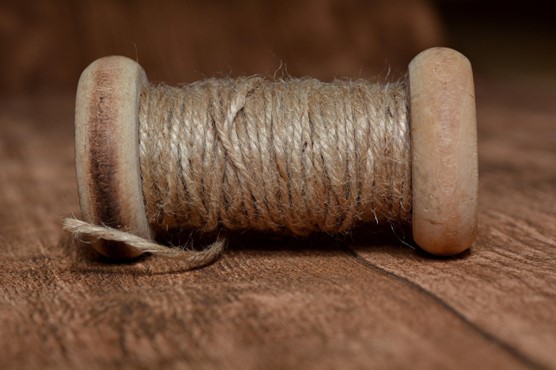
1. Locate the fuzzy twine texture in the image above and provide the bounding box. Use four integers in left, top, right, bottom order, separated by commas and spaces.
66, 77, 411, 266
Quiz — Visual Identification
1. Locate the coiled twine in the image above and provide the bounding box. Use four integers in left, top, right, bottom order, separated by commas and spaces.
65, 77, 412, 268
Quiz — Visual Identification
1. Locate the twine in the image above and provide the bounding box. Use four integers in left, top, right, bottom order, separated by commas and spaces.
65, 77, 411, 267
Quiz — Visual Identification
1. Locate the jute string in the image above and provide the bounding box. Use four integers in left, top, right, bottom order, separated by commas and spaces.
64, 77, 411, 268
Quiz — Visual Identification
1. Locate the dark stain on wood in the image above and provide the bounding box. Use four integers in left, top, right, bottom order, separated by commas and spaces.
88, 70, 122, 228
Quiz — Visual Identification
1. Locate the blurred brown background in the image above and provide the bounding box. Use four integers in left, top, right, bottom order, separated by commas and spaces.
0, 0, 442, 94
1, 0, 555, 95
1, 1, 555, 370
0, 0, 556, 94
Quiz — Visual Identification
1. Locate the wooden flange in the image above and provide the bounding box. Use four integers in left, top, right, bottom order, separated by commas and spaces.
408, 47, 478, 255
74, 48, 478, 258
75, 56, 152, 259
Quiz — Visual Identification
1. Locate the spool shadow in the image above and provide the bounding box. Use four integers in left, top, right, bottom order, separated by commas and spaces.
63, 221, 471, 276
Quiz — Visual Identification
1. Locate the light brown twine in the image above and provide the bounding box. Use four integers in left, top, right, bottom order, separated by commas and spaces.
65, 77, 411, 267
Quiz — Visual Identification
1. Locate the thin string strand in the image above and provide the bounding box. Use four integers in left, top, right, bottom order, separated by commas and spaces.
64, 77, 411, 266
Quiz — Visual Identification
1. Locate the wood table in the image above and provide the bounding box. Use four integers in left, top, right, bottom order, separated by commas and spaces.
1, 80, 554, 369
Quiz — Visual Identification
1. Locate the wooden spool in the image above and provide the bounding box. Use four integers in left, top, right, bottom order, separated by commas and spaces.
74, 47, 478, 259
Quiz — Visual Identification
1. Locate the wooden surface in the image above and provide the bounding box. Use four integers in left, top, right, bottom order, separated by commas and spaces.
408, 47, 478, 255
0, 79, 555, 369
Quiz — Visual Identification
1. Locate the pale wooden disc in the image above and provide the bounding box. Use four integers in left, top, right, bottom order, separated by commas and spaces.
75, 56, 152, 259
408, 47, 478, 255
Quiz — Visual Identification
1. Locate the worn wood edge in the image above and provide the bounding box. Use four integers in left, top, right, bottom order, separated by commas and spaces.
75, 56, 152, 259
408, 47, 478, 255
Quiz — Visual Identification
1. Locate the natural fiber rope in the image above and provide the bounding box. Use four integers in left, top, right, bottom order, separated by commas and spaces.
65, 77, 411, 268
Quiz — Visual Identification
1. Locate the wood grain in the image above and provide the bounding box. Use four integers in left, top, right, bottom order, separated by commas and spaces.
0, 80, 554, 369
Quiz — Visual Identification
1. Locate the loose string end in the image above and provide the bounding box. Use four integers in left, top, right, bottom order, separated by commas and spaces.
62, 218, 226, 269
